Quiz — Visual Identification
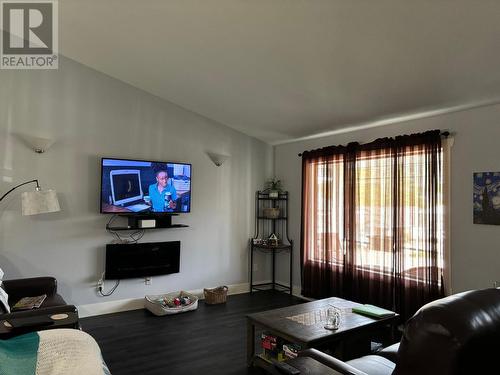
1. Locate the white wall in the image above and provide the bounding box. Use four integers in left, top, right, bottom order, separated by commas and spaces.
2, 55, 498, 310
0, 56, 273, 306
275, 104, 500, 294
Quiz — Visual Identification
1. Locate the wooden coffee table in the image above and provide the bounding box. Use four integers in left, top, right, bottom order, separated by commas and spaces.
247, 297, 398, 368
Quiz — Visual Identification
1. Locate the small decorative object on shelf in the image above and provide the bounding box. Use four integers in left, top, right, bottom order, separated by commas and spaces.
268, 233, 279, 246
265, 177, 282, 198
263, 207, 280, 219
250, 190, 293, 295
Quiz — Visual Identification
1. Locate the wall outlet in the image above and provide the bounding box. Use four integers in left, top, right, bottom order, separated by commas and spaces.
145, 277, 152, 285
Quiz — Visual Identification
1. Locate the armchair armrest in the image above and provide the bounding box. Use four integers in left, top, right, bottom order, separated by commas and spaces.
376, 342, 400, 363
0, 305, 79, 339
3, 277, 58, 302
1, 304, 77, 321
299, 349, 369, 375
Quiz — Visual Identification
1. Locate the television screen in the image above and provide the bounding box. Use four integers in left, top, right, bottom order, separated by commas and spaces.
100, 158, 191, 214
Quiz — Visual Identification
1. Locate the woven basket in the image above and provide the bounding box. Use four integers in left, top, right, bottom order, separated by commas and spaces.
203, 286, 228, 304
144, 291, 198, 316
263, 207, 280, 219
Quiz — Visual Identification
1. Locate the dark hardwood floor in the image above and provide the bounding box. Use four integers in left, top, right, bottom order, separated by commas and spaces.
81, 290, 304, 375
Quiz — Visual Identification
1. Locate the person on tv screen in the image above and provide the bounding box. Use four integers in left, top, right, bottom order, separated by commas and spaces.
148, 170, 177, 212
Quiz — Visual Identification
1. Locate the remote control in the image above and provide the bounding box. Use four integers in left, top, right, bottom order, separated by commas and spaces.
274, 361, 301, 375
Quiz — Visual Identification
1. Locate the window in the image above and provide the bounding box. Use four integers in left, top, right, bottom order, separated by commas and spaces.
301, 130, 446, 319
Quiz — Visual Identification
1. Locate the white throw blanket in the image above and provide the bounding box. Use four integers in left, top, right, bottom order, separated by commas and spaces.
36, 329, 107, 375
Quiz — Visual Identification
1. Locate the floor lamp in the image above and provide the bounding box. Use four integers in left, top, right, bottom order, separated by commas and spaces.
0, 179, 60, 215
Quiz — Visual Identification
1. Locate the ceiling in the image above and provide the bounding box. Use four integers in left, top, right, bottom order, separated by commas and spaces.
59, 1, 500, 144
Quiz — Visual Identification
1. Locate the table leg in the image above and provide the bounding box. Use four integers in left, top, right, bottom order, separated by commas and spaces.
272, 248, 276, 290
250, 243, 254, 294
289, 245, 293, 295
247, 319, 255, 367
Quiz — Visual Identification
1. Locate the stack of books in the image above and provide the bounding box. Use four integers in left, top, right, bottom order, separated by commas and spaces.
12, 294, 47, 311
260, 333, 286, 362
283, 343, 301, 359
352, 304, 396, 319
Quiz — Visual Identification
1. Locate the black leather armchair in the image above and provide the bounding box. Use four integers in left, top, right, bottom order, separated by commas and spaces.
299, 288, 500, 375
0, 277, 78, 335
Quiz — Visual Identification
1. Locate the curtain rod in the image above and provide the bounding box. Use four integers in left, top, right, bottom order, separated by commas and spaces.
297, 131, 450, 157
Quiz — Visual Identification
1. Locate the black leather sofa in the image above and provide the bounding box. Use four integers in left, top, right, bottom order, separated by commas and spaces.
299, 288, 500, 375
0, 277, 78, 335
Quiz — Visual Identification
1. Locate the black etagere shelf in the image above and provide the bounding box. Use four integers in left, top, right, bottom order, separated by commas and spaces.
250, 191, 293, 295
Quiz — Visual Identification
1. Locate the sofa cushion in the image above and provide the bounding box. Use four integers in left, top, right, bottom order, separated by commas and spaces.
346, 355, 395, 375
377, 342, 400, 363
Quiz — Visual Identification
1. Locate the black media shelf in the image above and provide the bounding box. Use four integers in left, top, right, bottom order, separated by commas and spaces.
106, 214, 189, 231
106, 224, 189, 231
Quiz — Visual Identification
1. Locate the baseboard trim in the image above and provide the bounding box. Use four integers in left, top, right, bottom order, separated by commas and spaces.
78, 282, 251, 318
78, 281, 307, 318
249, 279, 307, 301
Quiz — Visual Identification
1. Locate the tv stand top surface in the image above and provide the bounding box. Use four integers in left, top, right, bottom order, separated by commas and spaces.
106, 224, 189, 231
106, 214, 188, 231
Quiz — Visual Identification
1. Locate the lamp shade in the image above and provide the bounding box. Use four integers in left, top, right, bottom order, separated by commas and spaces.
21, 189, 60, 216
207, 152, 230, 167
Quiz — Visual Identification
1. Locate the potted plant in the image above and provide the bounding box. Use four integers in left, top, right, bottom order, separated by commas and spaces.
265, 177, 282, 198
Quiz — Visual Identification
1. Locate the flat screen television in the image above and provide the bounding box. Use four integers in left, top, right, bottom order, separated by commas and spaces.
100, 158, 191, 214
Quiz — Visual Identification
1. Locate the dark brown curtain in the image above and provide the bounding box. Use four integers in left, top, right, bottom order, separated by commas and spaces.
301, 130, 445, 320
392, 132, 444, 318
343, 142, 396, 312
301, 146, 346, 298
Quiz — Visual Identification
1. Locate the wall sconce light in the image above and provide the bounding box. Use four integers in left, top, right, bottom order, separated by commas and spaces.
207, 152, 230, 167
13, 133, 55, 154
17, 134, 55, 153
28, 136, 55, 153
